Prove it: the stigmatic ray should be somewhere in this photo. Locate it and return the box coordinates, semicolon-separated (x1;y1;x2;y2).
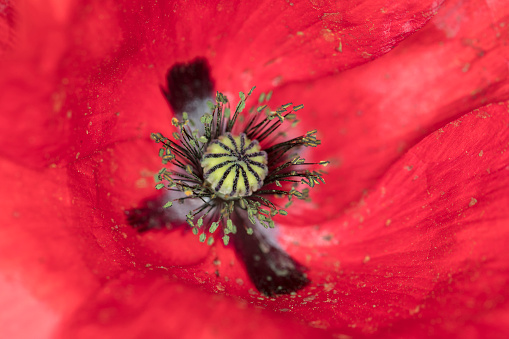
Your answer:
152;87;329;247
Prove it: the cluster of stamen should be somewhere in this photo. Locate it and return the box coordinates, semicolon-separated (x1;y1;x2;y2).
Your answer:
152;88;328;246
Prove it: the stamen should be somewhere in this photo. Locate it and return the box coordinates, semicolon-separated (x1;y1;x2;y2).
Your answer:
130;76;329;295
151;89;328;242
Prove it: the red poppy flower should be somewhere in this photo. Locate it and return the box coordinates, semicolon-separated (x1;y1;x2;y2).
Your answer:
1;0;509;338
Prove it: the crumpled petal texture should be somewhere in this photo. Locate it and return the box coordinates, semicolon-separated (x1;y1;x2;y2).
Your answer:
1;0;509;338
0;0;443;166
114;0;445;90
279;102;509;336
272;0;509;222
57;275;328;339
0;0;15;53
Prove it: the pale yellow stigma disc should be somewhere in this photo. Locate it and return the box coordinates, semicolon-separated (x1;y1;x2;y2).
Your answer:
201;133;268;199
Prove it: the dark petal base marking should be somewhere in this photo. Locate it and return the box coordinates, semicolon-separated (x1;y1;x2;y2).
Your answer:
126;192;202;232
161;58;214;120
231;208;310;296
126;193;176;232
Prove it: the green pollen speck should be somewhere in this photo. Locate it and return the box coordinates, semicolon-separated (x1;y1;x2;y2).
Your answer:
209;222;219;233
163;201;173;208
207;236;215;246
222;235;230;246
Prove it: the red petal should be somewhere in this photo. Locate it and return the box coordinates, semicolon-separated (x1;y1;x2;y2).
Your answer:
0;0;125;167
112;0;443;91
0;162;93;302
0;0;15;53
272;0;509;221
0;274;59;339
278;102;509;336
57;275;328;339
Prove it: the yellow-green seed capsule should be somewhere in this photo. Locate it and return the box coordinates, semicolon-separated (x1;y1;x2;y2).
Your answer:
201;133;268;199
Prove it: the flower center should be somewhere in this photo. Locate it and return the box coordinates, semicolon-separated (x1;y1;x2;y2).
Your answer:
201;133;268;199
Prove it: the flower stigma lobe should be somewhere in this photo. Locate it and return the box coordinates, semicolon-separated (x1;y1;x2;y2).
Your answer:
201;133;268;199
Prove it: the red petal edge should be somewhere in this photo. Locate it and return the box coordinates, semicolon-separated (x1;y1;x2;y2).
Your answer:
279;101;509;337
